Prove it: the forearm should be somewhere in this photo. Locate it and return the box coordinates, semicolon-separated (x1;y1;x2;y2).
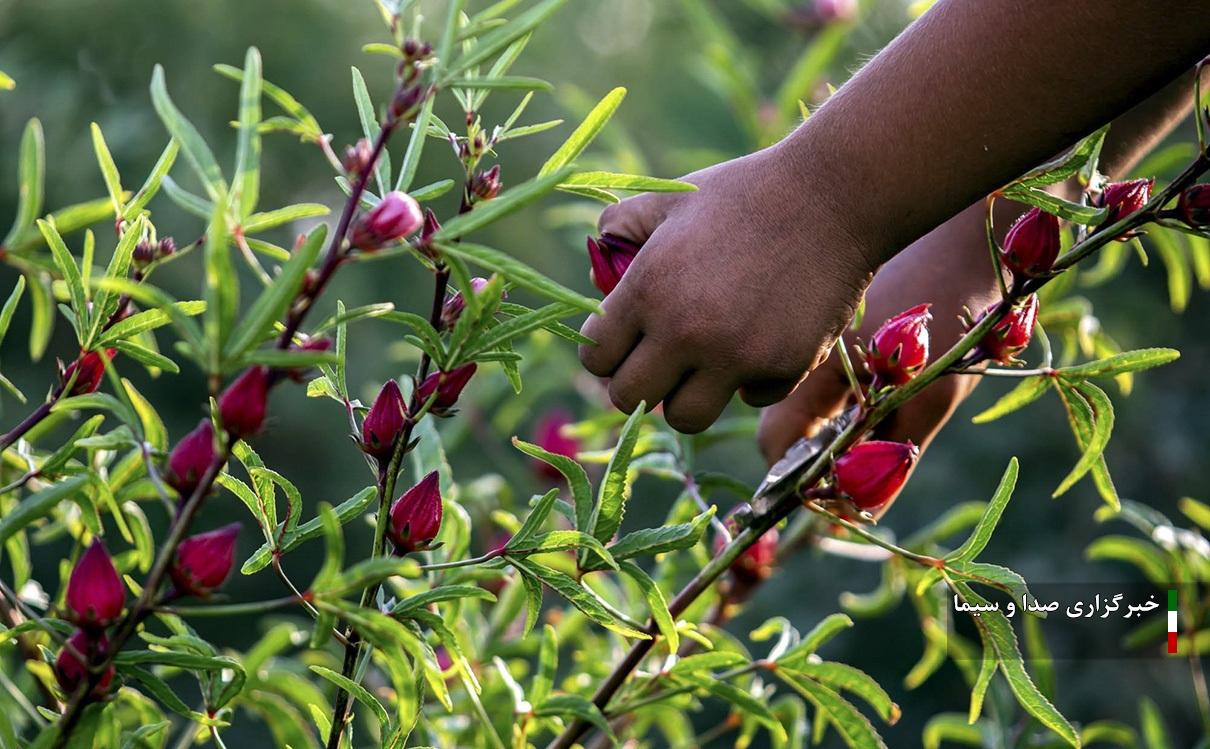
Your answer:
785;0;1210;265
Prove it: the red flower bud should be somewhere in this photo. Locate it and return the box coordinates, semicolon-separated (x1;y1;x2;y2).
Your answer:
363;380;407;461
61;349;117;397
441;277;492;329
170;523;240;597
712;504;779;583
218;366;269;438
66;540;124;630
1099;178;1152;226
814;0;856;22
1000;207;1060;278
833;440;919;510
532;410;579;482
1178;184;1210;229
56;630;113;697
133;239;157;267
978;294;1039;364
469;165;502;201
388;471;443;555
587;234;642;296
864;303;931;387
167;419;218;497
350;191;423;251
416;363;477;413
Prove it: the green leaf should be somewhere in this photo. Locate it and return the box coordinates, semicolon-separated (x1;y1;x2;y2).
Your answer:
95;301;206;347
780;669;888;748
788;661;900;724
971;376;1050;424
774;22;848;118
466;302;579;355
123;139;180;221
444;0;570;79
779;613;854;666
38;220;89;339
1059;348;1180;379
350;66;389;195
968;626;997;722
1053;382;1113;498
434;239;598;313
233;47;263;218
89;123;124;216
150;64;227;201
0;476;90;546
430;166;574;242
390;585;496;618
396;97;435;192
1010;126;1109;190
1084;535;1169;584
558;171;696;193
618;560;678;653
506;488;561;549
0;276;26;350
538;87;626;177
224;224;325;362
1138;697;1171;749
160;175;214;218
111;339;179;374
587;404;644;546
956;584;1079;747
242;203;330;233
512;437;594;532
213;64;323;142
310;665;390;728
242;486;377;574
1054;380;1118;508
531;624;558;706
3;118;44;248
679;671;788;742
512;558;648;639
922;713;988;749
450;75;552;91
1001;185;1107;225
86;215;145;347
948;458;1018;563
26;272;54;361
606;507;715;561
532;695;614;744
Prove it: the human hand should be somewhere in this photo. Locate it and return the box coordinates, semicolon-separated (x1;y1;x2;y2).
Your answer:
579;142;875;433
757;201;1006;467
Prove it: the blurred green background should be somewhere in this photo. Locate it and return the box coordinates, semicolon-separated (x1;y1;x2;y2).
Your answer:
1;0;1207;745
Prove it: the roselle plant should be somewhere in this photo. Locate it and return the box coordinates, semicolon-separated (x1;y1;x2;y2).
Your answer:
0;2;1207;749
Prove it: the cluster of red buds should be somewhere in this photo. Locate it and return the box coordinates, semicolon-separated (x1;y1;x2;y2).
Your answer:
132;236;176;269
58;349;118;398
468;165;502;203
531;409;580;482
586;233;642;296
387;470;443;555
862;303;931;389
415;363;477;415
350;191;424;252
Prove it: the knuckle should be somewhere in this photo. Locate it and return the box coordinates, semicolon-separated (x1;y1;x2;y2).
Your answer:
607;379;640;415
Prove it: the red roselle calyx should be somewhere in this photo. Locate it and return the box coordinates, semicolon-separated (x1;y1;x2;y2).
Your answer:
713;504;779;584
1099;178;1153;227
833;440;919;510
586;234;641;296
416;363;477;413
167;418;218;497
1000;206;1061;278
170;523;240;597
350;191;423;251
388;471;443;555
56;630;113;697
60;349;117;397
864;303;931;388
468;165;502;202
440;277;491;329
977;294;1039;364
218;366;269;439
1178;183;1210;228
363;379;407;461
532;409;580;482
66;540;125;630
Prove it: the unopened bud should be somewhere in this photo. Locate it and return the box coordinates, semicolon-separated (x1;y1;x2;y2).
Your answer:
350;191;423;251
440;277;492;329
415;363;477;413
532;410;580;482
587;234;642;296
1099;178;1153;227
864;304;931;388
1178;183;1210;229
66;540;124;630
61;349;116;397
343;138;374;177
362;379;407;461
977;295;1039;364
469;165;502;202
388;471;443;555
713;504;779;584
833;440;918;510
170;523;240;597
1000;207;1061;278
56;630;113;697
167;419;219;497
218;366;269;438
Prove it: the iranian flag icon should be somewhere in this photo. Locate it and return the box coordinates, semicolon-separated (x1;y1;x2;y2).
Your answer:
1168;589;1178;655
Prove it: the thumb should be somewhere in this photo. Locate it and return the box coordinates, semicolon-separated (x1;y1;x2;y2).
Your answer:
597;190;684;245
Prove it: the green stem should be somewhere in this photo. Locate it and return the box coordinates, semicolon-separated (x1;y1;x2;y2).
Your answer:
803;501;942;568
160;595;299;617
